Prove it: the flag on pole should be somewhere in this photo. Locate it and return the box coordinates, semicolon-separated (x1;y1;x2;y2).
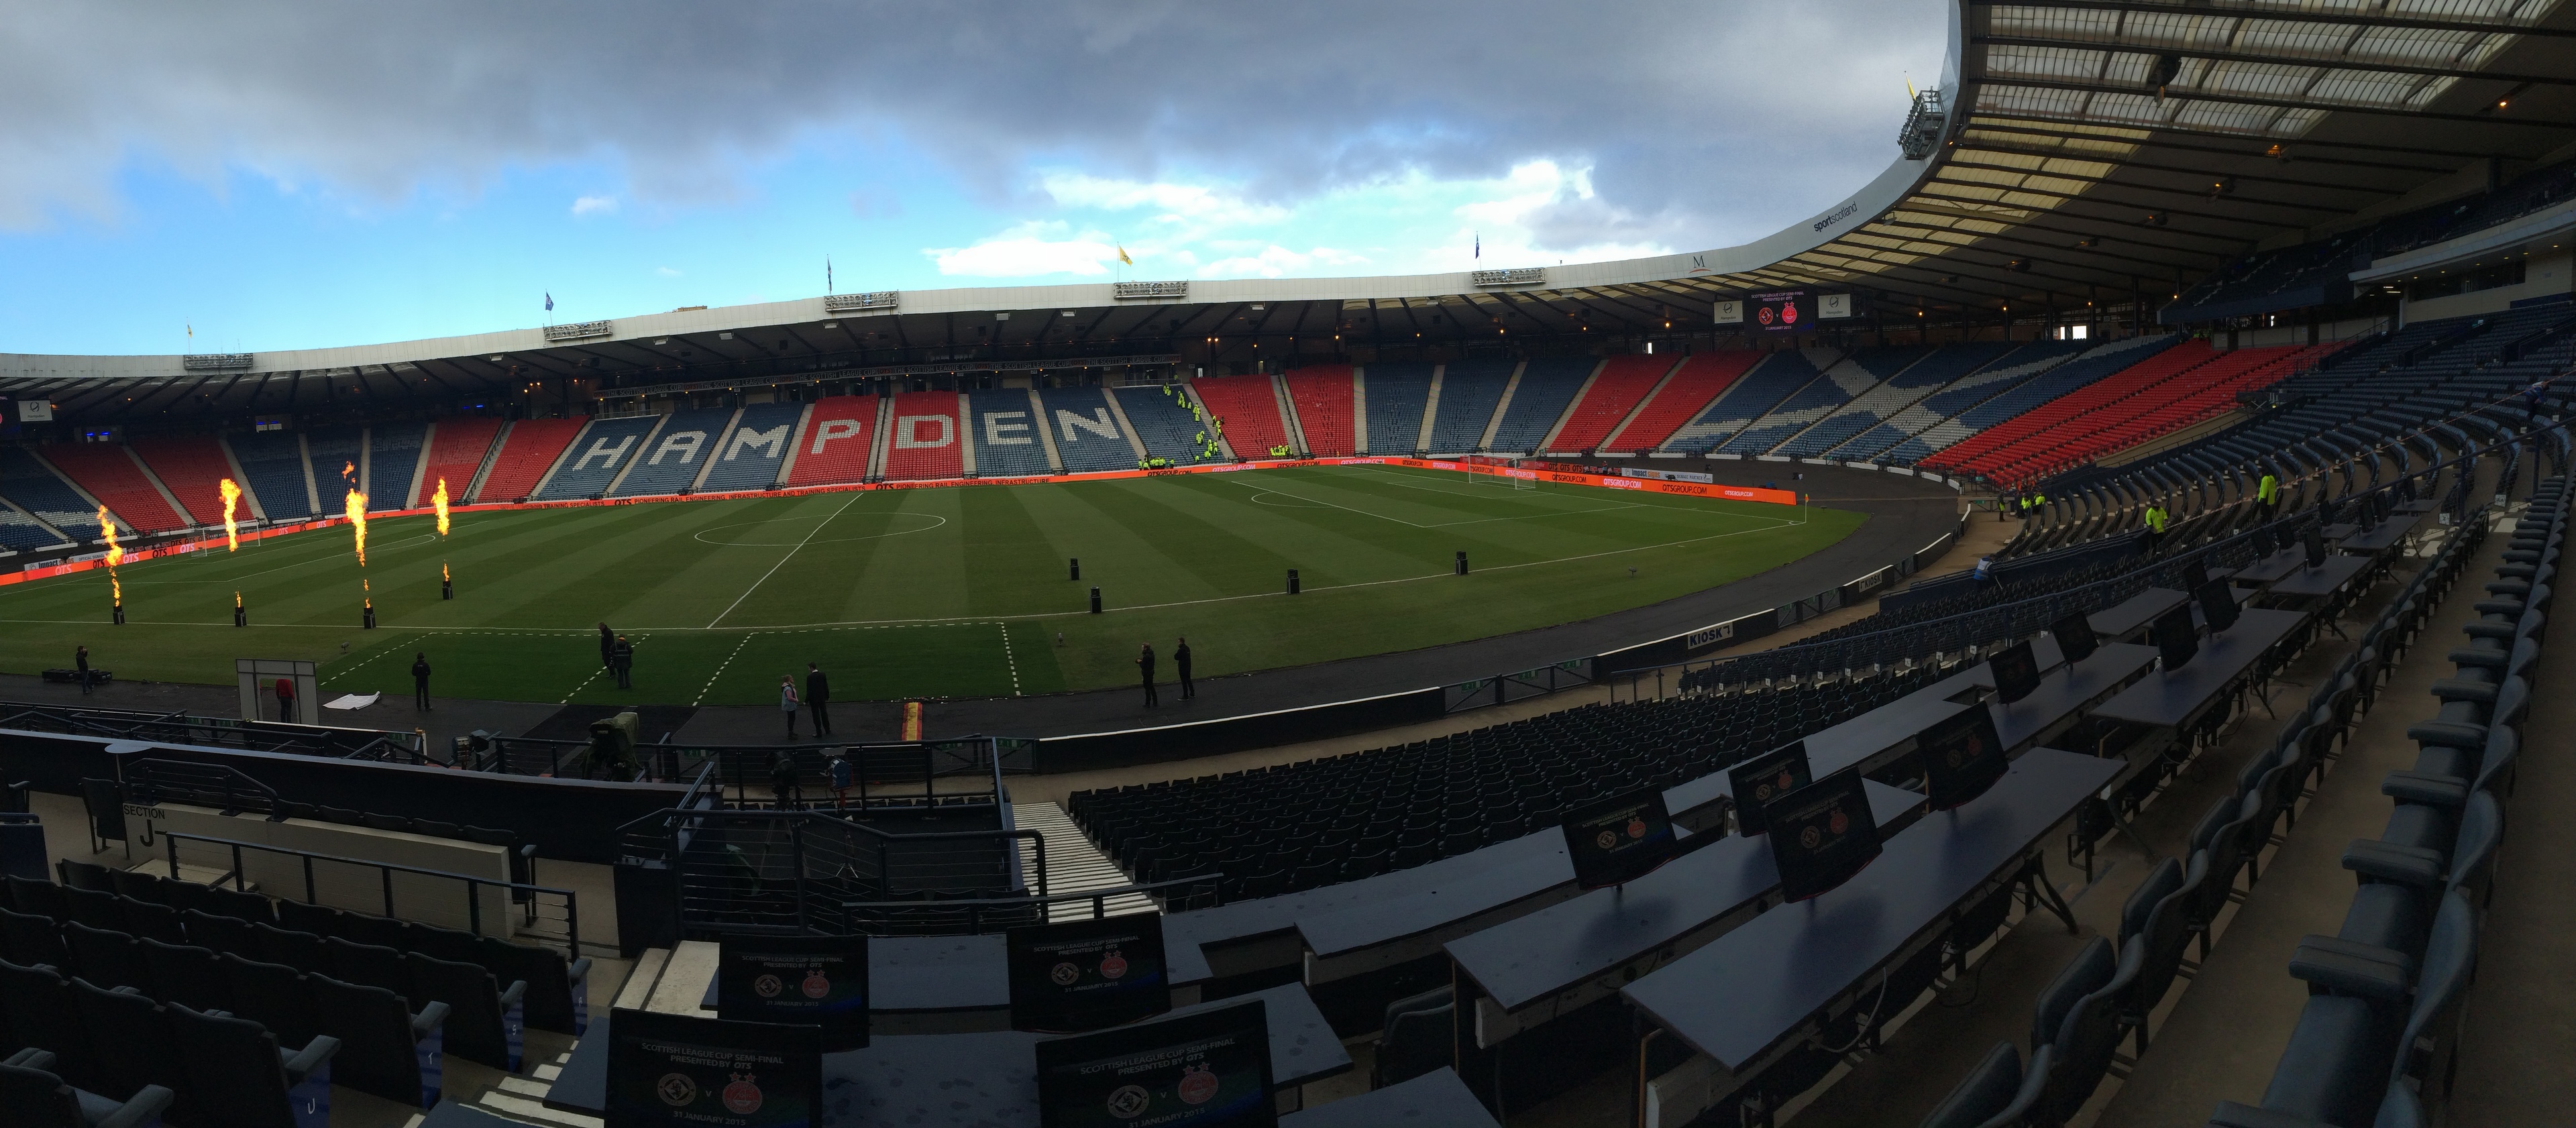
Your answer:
186;324;193;339
543;292;554;312
827;257;833;293
1117;244;1132;266
1474;233;1481;260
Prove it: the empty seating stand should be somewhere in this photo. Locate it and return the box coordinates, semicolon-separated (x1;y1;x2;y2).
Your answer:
129;437;237;527
1724;347;1928;456
416;417;502;508
1792;343;2015;460
1551;355;1672;453
1189;375;1293;457
610;408;737;496
1488;357;1593;454
0;439;96;548
1615;350;1760;453
534;416;660;500
40;445;185;533
1362;363;1435;455
1660;349;1829;455
1070;671;1937;901
1285;365;1357;456
696;402;805;492
366;422;428;510
1031;388;1132;473
226;432;315;520
1424;360;1513;455
1860;341;2090;463
964;390;1054;477
468;418;584;503
783;395;877;487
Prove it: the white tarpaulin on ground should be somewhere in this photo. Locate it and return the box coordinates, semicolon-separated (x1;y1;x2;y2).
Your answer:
323;693;380;710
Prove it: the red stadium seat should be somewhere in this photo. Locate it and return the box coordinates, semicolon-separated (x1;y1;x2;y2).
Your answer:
1613;351;1763;453
784;395;879;486
1190;375;1293;456
129;437;240;526
879;392;964;481
1285;365;1356;457
417;418;503;509
44;443;189;532
471;419;586;503
1552;355;1676;452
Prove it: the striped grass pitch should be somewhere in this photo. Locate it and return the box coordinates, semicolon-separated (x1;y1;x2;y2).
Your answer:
0;465;1860;706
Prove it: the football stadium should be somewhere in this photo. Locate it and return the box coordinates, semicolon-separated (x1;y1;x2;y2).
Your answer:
0;3;2573;1127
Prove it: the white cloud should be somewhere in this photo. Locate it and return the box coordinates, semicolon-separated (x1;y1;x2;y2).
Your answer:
1039;173;1289;229
654;265;681;276
571;194;617;217
1197;245;1365;278
924;221;1120;277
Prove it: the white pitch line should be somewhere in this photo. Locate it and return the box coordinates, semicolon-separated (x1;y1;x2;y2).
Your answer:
694;632;758;706
1220;473;1641;528
706;491;869;628
999;622;1022;696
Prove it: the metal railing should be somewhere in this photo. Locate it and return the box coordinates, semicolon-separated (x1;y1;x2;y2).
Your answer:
125;758;286;820
476;734;1018;809
812;873;1224;937
620;803;1047;940
162;830;589;956
0;700;423;762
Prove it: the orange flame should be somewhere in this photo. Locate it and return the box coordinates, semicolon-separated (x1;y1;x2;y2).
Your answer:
442;561;450;583
218;477;241;551
433;477;450;537
98;507;122;604
234;590;241;609
343;487;369;565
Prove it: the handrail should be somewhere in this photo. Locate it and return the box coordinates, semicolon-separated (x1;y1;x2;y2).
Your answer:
627;805;1046;895
811;872;1223;937
0;699;421;762
124;757;286;820
161;829;591;956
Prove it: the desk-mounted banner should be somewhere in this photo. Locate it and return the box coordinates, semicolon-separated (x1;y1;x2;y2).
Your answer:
605;1008;822;1128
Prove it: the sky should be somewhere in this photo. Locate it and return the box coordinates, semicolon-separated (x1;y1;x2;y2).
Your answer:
0;1;1947;357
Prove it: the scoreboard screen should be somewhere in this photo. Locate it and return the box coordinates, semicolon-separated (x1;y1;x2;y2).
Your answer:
1749;290;1810;331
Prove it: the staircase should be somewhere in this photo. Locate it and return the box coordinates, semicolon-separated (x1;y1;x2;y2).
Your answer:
1014;800;1157;921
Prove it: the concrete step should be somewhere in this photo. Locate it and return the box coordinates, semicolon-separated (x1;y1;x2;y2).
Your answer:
1014;800;1159;921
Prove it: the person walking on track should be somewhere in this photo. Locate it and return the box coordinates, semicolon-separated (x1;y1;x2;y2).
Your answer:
411;653;432;710
806;663;833;736
1175;637;1195;700
76;644;93;695
780;675;802;738
1137;643;1159;707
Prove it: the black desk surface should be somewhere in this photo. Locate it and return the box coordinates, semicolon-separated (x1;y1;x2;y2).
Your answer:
2088;587;2188;639
2319;522;2361;541
548;981;1351;1123
1988;643;2157;750
1445;781;1925;1016
696;934;1008;1013
1163;826;1568;984
1280;1068;1501;1128
2234;549;2306;585
2088;608;2305;728
2264;553;2370;599
2339;514;2425;554
2397;498;2439;514
1619;748;2123;1072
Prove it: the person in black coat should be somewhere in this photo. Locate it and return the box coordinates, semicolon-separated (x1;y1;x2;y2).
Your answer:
75;644;92;695
806;663;833;736
1174;637;1195;700
411;653;432;710
1136;643;1159;707
598;622;615;669
611;636;635;689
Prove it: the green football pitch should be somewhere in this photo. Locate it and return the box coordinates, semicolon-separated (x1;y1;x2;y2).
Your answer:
0;465;1862;706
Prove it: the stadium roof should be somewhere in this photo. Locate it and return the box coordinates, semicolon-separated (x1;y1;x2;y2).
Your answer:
6;0;2574;423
